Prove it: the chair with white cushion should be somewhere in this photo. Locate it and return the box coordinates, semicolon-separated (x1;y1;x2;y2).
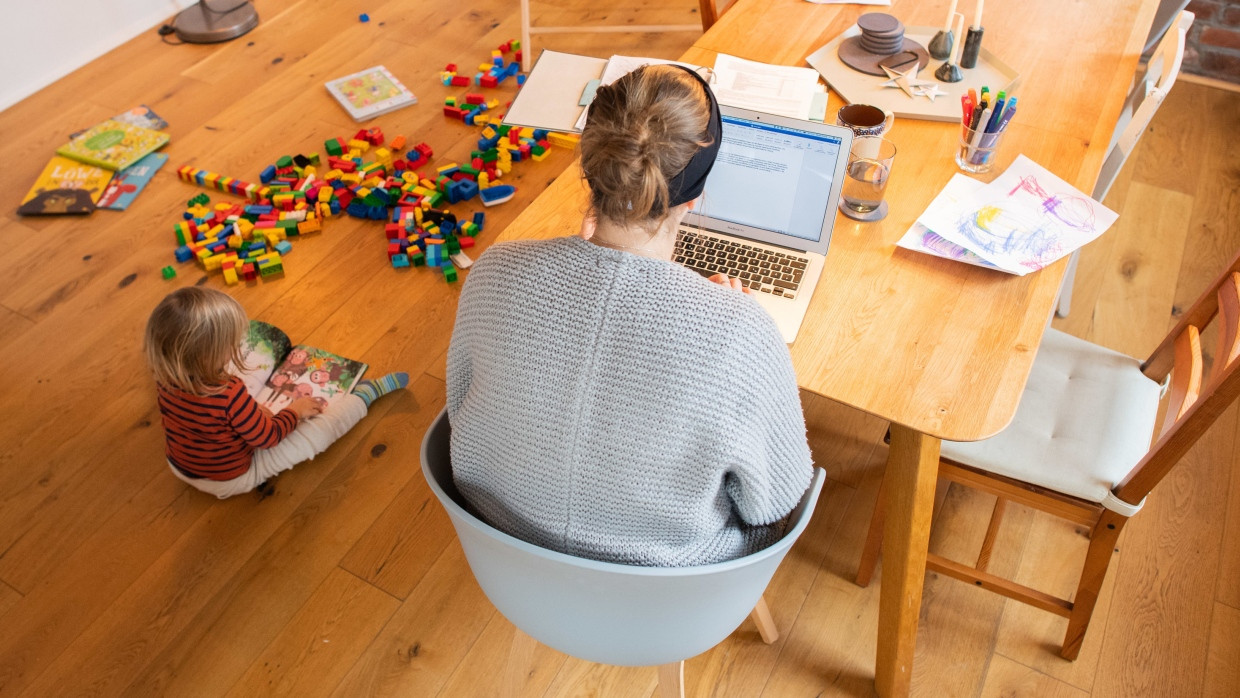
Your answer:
857;251;1240;660
1056;9;1193;318
421;407;826;697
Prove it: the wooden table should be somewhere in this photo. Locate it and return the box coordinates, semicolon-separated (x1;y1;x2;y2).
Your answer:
495;0;1157;694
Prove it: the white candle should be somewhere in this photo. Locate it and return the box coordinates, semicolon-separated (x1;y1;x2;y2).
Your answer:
953;13;967;63
945;0;959;31
973;0;984;29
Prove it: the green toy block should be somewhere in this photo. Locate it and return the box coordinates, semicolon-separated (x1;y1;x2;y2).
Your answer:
161;266;176;280
325;138;344;156
410;251;426;267
276;155;294;169
308;152;321;166
442;265;458;282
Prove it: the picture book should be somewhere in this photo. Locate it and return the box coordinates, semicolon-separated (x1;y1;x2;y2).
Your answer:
70;105;169;139
235;320;368;412
325;65;418;122
16;155;113;216
56;119;170;171
97;152;169;210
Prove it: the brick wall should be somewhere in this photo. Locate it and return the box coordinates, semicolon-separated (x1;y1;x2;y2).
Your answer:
1185;1;1240;83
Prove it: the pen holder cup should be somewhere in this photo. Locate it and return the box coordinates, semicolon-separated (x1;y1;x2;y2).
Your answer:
956;124;1006;174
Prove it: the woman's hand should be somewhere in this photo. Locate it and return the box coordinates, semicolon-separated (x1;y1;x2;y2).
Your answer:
708;273;751;294
287;396;325;421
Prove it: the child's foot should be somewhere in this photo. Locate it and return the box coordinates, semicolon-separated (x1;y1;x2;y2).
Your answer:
353;372;409;407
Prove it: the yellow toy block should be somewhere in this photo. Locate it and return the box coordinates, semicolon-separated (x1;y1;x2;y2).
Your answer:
374;147;392;162
531;150;549;162
481;125;497;139
478;173;489;188
223;267;239;285
479;62;494;71
341;172;361;184
420;178;437;189
227;235;243;249
435;163;460;174
474;115;491;125
298;218;322;235
548;132;581;148
347;138;370;152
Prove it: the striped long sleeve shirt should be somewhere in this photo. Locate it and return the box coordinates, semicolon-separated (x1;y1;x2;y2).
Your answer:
156;377;298;480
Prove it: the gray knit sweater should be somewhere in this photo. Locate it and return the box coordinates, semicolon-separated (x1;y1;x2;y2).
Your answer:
446;236;813;566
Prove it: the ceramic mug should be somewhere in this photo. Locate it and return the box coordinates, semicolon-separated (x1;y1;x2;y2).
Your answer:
835;103;894;138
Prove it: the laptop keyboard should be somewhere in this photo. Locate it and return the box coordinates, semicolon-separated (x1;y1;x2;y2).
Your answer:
674;230;808;299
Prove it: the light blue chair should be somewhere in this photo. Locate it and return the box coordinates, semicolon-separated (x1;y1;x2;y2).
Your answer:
421;408;826;697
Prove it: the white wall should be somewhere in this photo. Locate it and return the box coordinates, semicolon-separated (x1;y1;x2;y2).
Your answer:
0;0;199;112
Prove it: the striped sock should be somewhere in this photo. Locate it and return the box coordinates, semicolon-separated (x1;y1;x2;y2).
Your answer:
352;372;409;407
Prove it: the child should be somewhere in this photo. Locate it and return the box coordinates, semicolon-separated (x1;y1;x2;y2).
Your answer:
144;287;408;499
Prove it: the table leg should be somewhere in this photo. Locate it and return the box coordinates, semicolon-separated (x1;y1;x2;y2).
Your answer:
874;424;941;698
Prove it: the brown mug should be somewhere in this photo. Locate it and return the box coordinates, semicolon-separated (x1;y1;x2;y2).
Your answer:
835;104;894;138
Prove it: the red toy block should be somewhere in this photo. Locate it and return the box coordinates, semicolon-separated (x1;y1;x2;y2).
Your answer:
480;75;498;88
450;75;470;86
415;142;433;158
444;105;464;119
445;63;457;72
465;93;485;105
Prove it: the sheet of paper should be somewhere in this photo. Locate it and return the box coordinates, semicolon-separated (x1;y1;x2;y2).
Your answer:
916;155;1118;275
710;53;824;120
897;175;1001;271
573;55;705;130
504;50;607;133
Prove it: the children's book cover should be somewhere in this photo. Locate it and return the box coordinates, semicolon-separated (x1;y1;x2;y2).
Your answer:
56;119;170;171
325;65;417;122
235;320;368;412
70;105;170;139
97;152;169;210
16;156;113;216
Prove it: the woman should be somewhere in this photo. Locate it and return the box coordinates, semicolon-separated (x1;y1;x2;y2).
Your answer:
446;64;813;566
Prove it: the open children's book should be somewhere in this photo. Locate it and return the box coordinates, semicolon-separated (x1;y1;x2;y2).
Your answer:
235;321;367;412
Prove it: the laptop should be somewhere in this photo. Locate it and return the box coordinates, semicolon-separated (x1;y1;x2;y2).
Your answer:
678;104;854;343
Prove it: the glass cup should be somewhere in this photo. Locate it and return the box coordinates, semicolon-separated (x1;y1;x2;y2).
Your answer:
956;124;1007;174
840;136;896;222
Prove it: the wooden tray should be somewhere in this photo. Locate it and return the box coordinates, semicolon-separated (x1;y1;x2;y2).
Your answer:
806;24;1019;123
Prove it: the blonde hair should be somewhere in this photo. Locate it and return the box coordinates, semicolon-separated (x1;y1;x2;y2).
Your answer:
144;287;249;396
580;65;712;227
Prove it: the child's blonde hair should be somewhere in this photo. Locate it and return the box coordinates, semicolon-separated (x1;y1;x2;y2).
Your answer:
144;287;249;396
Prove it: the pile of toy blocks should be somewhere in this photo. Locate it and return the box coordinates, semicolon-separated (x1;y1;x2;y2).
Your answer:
441;40;524;90
171;191;311;284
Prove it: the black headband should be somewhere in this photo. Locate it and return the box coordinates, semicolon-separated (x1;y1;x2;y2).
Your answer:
666;65;722;207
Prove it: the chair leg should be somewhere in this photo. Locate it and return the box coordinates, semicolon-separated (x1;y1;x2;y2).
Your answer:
656;661;685;698
1056;250;1080;318
750;594;779;644
519;0;532;72
1061;509;1128;660
975;497;1007;572
855;468;888;587
503;627;538;698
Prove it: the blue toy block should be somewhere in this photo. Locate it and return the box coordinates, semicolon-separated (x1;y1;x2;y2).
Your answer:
439;220;455;236
175;246;193;263
455;180;479;201
414;237;427;252
507;62;521;76
329;200;341;215
367;205;387;220
391;253;409;268
259;165;277;183
532;129;549;141
246;204;274;215
517;74;527;86
474;72;483;85
275;241;293;255
472;211;485;230
347;201;369;217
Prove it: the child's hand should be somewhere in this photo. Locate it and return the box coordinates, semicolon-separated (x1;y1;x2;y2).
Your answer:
287;396;325;420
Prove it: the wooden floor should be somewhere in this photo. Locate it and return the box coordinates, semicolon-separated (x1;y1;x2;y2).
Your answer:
1;0;1237;695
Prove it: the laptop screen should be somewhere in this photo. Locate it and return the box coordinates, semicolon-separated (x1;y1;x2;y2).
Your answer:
697;114;847;245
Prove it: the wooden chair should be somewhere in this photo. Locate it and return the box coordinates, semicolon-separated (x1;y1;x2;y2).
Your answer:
856;251;1240;660
1056;9;1193;317
421;408;826;697
519;0;731;72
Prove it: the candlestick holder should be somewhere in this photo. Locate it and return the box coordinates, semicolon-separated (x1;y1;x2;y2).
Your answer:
935;13;966;83
928;29;954;60
961;26;984;69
